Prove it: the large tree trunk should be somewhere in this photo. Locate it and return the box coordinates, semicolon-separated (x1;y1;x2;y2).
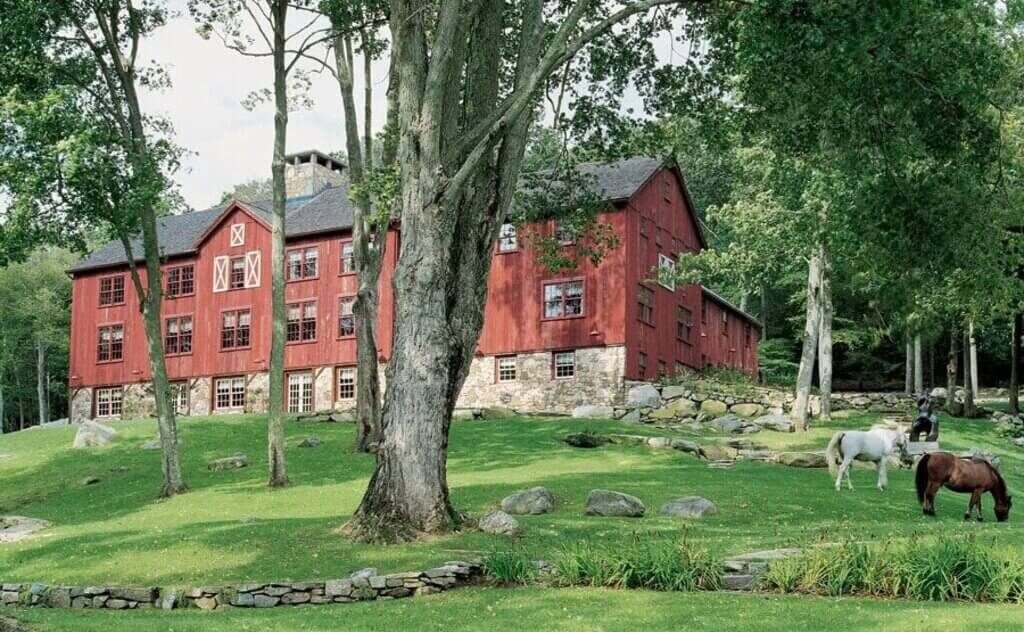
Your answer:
963;328;977;418
793;253;823;431
946;326;961;415
816;248;833;420
913;334;923;394
265;0;290;487
969;321;979;398
35;342;48;425
904;336;914;395
1012;313;1021;416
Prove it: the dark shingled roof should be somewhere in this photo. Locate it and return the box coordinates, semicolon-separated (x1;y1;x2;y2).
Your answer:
69;157;664;273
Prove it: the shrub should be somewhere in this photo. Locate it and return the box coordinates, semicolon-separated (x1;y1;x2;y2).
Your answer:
758;339;799;387
552;533;721;592
762;536;1024;603
482;548;538;585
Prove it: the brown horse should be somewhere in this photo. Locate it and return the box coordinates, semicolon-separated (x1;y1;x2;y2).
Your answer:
916;452;1012;522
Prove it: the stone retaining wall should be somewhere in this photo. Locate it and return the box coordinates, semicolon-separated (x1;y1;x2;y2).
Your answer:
0;562;481;612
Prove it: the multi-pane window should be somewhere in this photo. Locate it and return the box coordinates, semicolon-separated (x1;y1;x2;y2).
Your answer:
165;316;193;355
638;285;654;324
95;387;123;418
338;296;355;337
170;381;189;415
166;265;195;297
658;254;676;291
497;356;517;382
287;372;314;413
287;247;319;280
214;376;245;410
337;366;356;400
554;219;575;244
97;324;124;362
543;280;584;319
287;301;317;343
721;311;729;336
498;223;517;252
340;240;355;274
99;275;125;306
677;306;693;343
229;256;246;289
221;309;251;349
553;351;575;379
638;352;648;375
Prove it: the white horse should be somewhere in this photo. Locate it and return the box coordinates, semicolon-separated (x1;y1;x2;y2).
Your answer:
826;425;908;492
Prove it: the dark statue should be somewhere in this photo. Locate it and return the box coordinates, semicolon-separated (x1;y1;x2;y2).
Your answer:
909;392;939;442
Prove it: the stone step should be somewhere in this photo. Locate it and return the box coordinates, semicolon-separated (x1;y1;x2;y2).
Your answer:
722;574;756;591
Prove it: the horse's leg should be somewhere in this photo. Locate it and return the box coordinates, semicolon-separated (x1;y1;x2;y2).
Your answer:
973;490;984;522
876;457;888;491
836;454;854;491
924;481;941;516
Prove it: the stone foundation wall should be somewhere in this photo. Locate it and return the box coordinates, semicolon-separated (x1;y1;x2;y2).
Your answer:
70;388;93;424
189;378;212;417
0;562;480;612
122;383;156;420
456;346;627;414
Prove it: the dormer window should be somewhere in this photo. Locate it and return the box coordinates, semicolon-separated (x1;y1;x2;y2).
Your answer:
230;223;245;247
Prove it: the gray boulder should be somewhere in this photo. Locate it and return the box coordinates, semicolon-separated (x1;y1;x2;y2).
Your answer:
752;414;795;433
700;399;729;415
710;414;756;434
298;436;322;448
777;451;827;468
501;487;554;515
479;510;521;536
670;438;702;455
661;385;690;400
660;496;718;518
627;384;661;408
140;439;162;450
730;403;764;418
72;421;117;449
208;453;248;471
572;405;615;419
585;489;645;517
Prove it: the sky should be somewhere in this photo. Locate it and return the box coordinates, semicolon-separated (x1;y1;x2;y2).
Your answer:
141;1;389;210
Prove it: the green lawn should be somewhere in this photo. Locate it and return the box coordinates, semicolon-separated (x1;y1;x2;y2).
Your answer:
12;586;1024;632
1;408;1023;629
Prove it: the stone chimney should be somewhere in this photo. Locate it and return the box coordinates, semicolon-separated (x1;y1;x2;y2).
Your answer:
284;150;346;199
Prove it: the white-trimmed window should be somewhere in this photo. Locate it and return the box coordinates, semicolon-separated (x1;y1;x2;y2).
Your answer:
287;372;314;413
497;356;517;382
287;247;319;280
97;324;124;362
230;223;245;247
170;381;189;415
338;296;356;337
287;301;317;343
337;366;356;401
498;223;517;252
658;254;676;291
214;376;245;410
543;280;584;319
340;240;355;274
95;387;123;418
553;351;575;379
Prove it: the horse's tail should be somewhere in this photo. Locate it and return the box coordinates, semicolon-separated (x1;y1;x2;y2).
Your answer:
915;453;932;503
826;432;844;478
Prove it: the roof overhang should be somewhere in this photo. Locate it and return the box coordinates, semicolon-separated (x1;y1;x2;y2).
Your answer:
701;286;762;329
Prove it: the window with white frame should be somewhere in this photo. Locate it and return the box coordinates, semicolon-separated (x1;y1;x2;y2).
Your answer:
287;372;314;413
658;254;676;291
543;280;584;319
337;366;356;400
287;247;319;280
214;376;245;410
498;223;517;252
170;381;189;415
287;301;317;343
553;351;575;379
338;296;355;337
497;356;517;382
340;240;355;274
95;387;123;418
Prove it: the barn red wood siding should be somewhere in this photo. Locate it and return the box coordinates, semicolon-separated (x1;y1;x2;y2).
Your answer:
69;205;399;390
698;292;760;375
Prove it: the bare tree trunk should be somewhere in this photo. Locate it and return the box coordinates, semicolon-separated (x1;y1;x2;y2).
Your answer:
0;385;5;434
909;335;917;393
946;326;961;415
35;342;48;425
963;328;977;418
739;293;749;313
266;0;290;487
760;284;768;341
793;253;823;431
817;248;833;420
1011;313;1021;415
969;321;979;398
913;334;923;395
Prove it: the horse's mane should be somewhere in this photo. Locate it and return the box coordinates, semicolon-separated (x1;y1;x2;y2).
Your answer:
971;458;1009;496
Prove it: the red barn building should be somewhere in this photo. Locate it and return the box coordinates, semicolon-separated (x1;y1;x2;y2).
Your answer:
67;152;760;422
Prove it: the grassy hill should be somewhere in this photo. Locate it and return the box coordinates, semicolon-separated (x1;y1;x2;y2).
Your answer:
2;409;1024;630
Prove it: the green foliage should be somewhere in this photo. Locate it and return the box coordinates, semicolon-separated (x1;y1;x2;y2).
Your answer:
482;549;538;586
758;339;799;387
763;537;1024;603
552;533;721;592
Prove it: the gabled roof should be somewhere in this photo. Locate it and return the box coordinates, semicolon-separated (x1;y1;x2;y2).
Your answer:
68;156;693;274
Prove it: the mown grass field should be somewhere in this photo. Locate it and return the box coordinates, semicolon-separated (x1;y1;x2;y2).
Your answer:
0;408;1022;630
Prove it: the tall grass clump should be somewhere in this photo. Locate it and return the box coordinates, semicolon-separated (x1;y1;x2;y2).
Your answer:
482;548;538;585
552;533;721;592
762;536;1024;603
